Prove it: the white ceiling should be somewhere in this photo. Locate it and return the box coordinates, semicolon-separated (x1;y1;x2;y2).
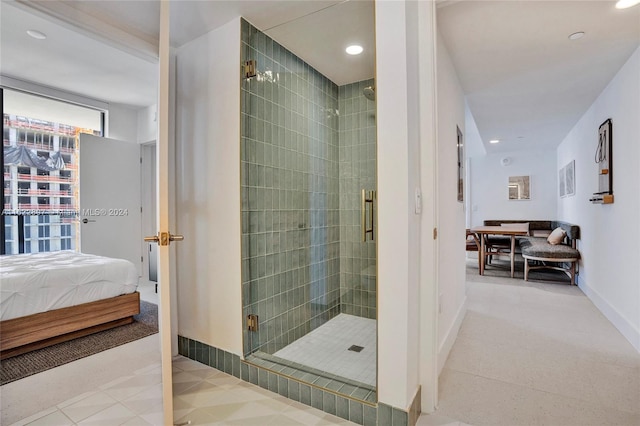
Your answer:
0;2;160;107
0;0;374;108
437;0;640;154
1;0;638;155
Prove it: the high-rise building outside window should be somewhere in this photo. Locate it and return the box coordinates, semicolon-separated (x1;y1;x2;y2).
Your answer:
2;89;103;254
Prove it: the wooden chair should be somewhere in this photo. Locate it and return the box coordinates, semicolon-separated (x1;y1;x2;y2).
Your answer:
483;235;512;265
465;229;481;269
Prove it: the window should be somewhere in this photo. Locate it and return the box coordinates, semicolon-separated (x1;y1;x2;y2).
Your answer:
38;225;50;238
38;240;50;252
2;88;103;254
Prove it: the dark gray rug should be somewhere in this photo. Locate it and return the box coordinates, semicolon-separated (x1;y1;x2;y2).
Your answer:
1;301;158;386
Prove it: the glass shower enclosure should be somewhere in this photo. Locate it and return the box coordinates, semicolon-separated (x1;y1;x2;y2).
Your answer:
240;18;377;402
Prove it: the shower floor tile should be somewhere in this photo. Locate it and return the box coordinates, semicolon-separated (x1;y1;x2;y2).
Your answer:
273;314;376;387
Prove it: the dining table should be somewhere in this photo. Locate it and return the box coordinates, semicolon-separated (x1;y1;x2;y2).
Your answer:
470;225;530;278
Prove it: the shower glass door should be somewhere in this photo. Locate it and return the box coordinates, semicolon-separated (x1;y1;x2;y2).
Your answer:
240;7;378;403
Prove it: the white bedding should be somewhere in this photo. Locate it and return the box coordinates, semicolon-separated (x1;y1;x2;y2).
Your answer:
0;250;138;321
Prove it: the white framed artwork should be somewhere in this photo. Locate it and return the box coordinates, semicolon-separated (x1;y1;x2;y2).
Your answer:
559;160;575;198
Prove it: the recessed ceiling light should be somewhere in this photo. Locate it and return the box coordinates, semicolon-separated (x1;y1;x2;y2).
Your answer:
615;0;640;9
26;29;47;40
489;139;500;144
345;45;363;55
568;31;585;40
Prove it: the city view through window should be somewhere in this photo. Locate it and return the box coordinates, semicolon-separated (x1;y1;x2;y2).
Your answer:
2;90;102;254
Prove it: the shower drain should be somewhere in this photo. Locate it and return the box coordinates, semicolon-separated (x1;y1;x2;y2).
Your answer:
348;345;364;353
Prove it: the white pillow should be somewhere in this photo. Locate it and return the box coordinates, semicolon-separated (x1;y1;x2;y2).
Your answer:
547;227;567;245
501;222;530;235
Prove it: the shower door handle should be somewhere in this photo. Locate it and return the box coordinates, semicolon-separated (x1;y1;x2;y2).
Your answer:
361;189;376;242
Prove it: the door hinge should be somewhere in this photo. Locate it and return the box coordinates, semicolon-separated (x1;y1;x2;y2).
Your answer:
433;227;438;240
247;314;259;331
243;60;257;79
141;256;143;262
140;157;143;164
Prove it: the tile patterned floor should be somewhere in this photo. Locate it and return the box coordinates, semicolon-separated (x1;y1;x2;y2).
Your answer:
172;355;355;425
9;356;355;426
9;363;163;426
273;314;377;387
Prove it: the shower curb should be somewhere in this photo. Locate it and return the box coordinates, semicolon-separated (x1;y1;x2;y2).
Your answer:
178;335;419;426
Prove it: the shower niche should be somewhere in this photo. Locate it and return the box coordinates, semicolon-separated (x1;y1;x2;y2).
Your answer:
240;8;378;404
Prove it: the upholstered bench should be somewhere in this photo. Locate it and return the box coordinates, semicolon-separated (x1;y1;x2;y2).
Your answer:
519;237;580;285
483;220;581;285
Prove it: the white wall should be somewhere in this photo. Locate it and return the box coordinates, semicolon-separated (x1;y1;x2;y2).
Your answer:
464;102;485;159
436;32;467;374
557;47;640;350
468;149;557;226
411;0;440;412
107;103;138;142
464;103;483;228
174;18;243;355
376;0;419;410
137;104;157;143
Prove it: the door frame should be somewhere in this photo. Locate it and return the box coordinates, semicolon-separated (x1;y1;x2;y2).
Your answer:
140;141;157;284
157;1;176;421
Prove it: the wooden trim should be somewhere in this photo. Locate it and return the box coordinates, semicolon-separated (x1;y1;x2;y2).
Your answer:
0;292;140;360
523;256;578;285
522;255;579;262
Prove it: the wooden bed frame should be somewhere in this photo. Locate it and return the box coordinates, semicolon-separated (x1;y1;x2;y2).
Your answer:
0;291;140;360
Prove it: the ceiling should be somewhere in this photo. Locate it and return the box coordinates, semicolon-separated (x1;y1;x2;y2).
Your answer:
0;2;160;107
437;0;640;153
1;1;638;155
0;0;374;107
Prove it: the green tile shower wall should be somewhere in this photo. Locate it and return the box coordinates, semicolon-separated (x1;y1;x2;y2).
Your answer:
240;19;341;356
338;79;377;319
178;336;417;426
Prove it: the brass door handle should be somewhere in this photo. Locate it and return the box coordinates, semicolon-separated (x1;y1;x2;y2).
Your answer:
361;189;376;242
144;232;184;246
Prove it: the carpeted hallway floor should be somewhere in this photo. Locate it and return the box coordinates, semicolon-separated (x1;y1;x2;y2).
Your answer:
419;260;640;426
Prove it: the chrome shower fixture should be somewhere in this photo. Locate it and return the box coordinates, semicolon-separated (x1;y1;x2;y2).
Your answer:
363;85;375;101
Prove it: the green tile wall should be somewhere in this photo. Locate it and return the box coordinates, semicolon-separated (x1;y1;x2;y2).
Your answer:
338;79;377;319
241;19;341;356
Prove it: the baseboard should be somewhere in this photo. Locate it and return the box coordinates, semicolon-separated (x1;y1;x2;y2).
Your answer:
437;296;468;374
577;276;640;352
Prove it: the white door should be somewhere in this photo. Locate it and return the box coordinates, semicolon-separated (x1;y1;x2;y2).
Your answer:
79;133;142;276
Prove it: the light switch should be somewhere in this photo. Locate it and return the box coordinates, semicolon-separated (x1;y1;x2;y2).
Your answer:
415;188;422;214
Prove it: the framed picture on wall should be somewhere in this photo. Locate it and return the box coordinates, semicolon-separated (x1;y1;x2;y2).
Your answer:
508;175;530;200
457;126;464;202
559;168;566;197
565;160;575;197
559;160;575;198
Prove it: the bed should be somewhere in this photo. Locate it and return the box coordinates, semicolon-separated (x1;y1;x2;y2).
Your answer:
0;250;140;359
